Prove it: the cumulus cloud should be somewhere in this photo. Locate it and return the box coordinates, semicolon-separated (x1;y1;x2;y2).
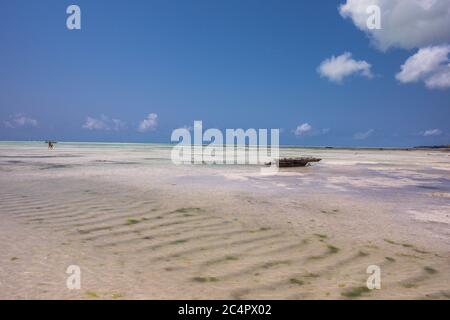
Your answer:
318;52;373;83
421;128;442;137
294;123;312;136
82;117;108;130
138;113;158;132
353;129;374;140
293;123;331;137
339;0;450;51
82;115;126;131
4;114;38;128
396;45;450;89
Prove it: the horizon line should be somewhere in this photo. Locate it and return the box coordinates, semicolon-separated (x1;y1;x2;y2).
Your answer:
0;139;448;150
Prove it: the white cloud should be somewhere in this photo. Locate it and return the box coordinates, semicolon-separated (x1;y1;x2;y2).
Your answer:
294;123;312;136
318;52;373;83
353;129;374;140
425;67;450;89
293;124;331;137
110;118;126;131
82;117;108;130
4;114;38;128
396;45;450;89
339;0;450;51
138;113;158;132
82;115;126;131
422;128;442;137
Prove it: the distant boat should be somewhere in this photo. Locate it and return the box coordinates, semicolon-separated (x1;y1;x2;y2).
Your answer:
265;157;321;168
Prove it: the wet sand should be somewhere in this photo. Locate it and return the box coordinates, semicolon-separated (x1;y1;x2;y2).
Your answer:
0;142;449;299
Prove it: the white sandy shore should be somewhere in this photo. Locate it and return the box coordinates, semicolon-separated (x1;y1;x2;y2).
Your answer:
0;142;449;299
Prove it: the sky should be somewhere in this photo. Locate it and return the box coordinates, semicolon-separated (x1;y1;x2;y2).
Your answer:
0;0;449;147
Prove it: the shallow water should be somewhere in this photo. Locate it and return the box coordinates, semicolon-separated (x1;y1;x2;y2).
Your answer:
0;142;449;299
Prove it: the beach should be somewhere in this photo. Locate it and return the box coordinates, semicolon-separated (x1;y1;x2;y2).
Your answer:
0;142;449;299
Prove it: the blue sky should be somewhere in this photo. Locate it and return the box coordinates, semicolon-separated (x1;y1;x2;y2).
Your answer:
1;0;449;147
